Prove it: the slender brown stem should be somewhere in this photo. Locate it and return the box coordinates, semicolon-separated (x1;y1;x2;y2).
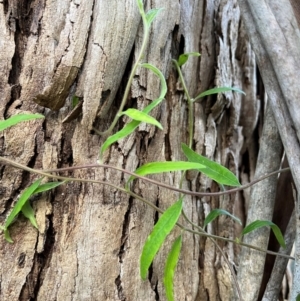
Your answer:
0;155;294;261
0;156;290;197
181;210;244;301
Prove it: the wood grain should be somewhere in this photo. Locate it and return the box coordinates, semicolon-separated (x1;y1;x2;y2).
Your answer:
290;0;300;28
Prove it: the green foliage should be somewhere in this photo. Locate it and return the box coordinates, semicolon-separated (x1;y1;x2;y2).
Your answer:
0;178;42;243
21;201;38;229
0;1;289;299
121;109;163;129
72;95;80;108
181;143;241;187
137;0;163;27
32;181;65;195
0;179;64;242
0;113;44;131
145;8;163;26
163;235;182;301
204;209;242;229
99;63;167;160
241;220;286;248
193;86;245;102
177;52;200;67
127;161;206;187
139;63;168;96
140;199;183;279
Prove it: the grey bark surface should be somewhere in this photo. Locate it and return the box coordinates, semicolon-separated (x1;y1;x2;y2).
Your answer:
0;0;264;300
262;209;296;301
237;0;300;299
236;103;283;301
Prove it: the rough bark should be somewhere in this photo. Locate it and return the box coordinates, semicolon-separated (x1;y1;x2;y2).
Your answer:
237;0;300;299
236;103;283;301
0;0;267;300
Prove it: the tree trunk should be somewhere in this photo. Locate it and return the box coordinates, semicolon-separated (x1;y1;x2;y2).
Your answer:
0;0;290;300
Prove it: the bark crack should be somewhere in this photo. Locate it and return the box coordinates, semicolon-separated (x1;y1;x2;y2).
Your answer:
30;212;56;300
71;244;79;301
114;196;133;300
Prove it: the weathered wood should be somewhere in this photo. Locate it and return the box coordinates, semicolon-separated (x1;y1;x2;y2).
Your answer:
237;103;283;301
237;0;300;299
0;0;259;300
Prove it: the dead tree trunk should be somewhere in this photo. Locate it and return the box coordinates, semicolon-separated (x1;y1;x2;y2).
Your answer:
0;0;287;300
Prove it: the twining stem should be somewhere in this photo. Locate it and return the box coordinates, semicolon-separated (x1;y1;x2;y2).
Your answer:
173;60;243;300
98;9;150;137
172;59;194;148
0;156;290;198
0;157;294;261
181;210;244;301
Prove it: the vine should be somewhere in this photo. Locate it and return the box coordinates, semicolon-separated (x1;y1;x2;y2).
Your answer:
0;1;293;301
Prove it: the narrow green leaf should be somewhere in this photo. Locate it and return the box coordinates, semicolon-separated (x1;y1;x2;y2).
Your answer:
194;87;245;102
4;179;42;230
242;220;272;235
204;209;242;228
145;8;163;26
3;178;42;243
242;220;286;248
296;294;300;301
140;199;183;279
4;229;13;243
100;63;167;159
0;114;44;132
121;109;163;129
72;95;80;108
127;161;206;186
136;0;144;13
21;201;38;229
181;143;240;186
100;120;140;159
100;97;163;159
177;52;201;67
33;181;65;195
268;225;286;248
21;181;64;229
140;63;167;99
164;235;182;301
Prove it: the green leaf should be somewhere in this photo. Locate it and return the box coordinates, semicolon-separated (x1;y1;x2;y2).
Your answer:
22;181;64;228
164;235;182;301
241;220;286;248
100;96;164;159
140;63;167;99
140;199;183;279
177;52;201;67
21;201;38;229
4;229;13;243
3;178;42;242
296;294;300;301
203;209;242;228
194;87;245;102
0;114;44;132
72;95;80;108
121;109;163;129
136;0;145;13
100;63;167;159
181;143;241;186
100;120;140;159
127;161;206;186
32;181;65;195
145;8;163;26
100;98;162;159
